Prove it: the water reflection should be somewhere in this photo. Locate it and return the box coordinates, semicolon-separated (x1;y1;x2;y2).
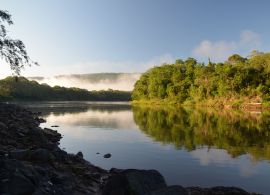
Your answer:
19;102;270;194
132;106;270;161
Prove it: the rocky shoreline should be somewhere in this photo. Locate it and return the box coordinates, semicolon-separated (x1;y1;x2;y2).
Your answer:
0;103;259;195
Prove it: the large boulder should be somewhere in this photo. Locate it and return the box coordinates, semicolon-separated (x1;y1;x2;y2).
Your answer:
102;169;167;195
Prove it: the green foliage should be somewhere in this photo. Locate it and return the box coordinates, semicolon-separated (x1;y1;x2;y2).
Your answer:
0;77;131;101
132;52;270;105
133;105;270;160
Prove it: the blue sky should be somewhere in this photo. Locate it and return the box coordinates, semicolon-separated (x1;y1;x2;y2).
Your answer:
0;0;270;77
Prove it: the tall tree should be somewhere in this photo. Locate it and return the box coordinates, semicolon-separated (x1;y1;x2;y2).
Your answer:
0;10;37;75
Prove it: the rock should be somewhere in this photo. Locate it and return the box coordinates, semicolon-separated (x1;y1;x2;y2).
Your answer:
104;169;167;195
6;172;35;195
35;117;46;123
123;169;167;195
101;173;130;195
0;159;38;195
186;186;252;195
51;125;59;127
76;151;83;158
17;127;30;134
0;150;7;156
151;185;188;195
52;148;68;161
9;149;30;160
0;122;7;130
96;152;100;154
31;148;54;162
103;153;111;158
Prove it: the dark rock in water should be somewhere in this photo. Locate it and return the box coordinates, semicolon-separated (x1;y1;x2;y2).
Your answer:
103;153;111;158
76;151;83;158
123;169;167;195
186;186;252;195
96;152;100;154
104;169;167;195
35;117;46;123
101;172;130;195
51;125;59;127
150;185;188;195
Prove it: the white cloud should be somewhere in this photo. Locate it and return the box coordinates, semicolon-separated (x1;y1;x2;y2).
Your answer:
192;30;261;61
67;54;175;74
240;30;261;46
193;40;236;61
190;148;259;178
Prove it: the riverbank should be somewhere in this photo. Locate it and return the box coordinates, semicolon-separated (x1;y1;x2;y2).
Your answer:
132;97;266;111
0;103;259;194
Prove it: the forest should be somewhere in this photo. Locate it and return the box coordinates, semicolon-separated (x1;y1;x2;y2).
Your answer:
132;51;270;107
0;77;131;101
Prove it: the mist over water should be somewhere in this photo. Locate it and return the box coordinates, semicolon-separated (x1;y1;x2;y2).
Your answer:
28;73;141;91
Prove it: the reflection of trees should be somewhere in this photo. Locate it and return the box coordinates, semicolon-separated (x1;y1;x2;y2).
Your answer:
132;106;270;161
22;102;134;129
20;102;131;117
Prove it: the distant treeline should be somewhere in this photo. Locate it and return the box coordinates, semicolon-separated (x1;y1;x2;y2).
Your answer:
132;51;270;107
0;77;131;101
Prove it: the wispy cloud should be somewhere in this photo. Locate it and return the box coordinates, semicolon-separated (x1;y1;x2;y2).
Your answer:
192;30;261;61
0;54;175;78
67;54;175;74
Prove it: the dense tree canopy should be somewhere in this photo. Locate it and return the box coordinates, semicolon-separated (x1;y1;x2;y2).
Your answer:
0;10;36;74
132;52;270;106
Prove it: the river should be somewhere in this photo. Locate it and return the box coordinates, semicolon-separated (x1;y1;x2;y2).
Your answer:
18;101;270;194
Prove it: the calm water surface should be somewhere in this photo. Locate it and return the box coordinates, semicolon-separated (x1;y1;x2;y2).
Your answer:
20;101;270;194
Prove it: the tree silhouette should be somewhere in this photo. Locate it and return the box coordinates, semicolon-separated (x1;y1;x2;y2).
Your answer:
0;10;37;75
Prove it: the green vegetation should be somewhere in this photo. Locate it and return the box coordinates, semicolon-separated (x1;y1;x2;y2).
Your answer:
132;105;270;161
132;51;270;108
0;77;131;101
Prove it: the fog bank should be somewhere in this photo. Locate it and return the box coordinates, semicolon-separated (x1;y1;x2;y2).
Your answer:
28;73;141;91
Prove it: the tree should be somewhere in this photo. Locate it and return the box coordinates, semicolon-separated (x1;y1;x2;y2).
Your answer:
0;10;37;75
227;54;247;64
